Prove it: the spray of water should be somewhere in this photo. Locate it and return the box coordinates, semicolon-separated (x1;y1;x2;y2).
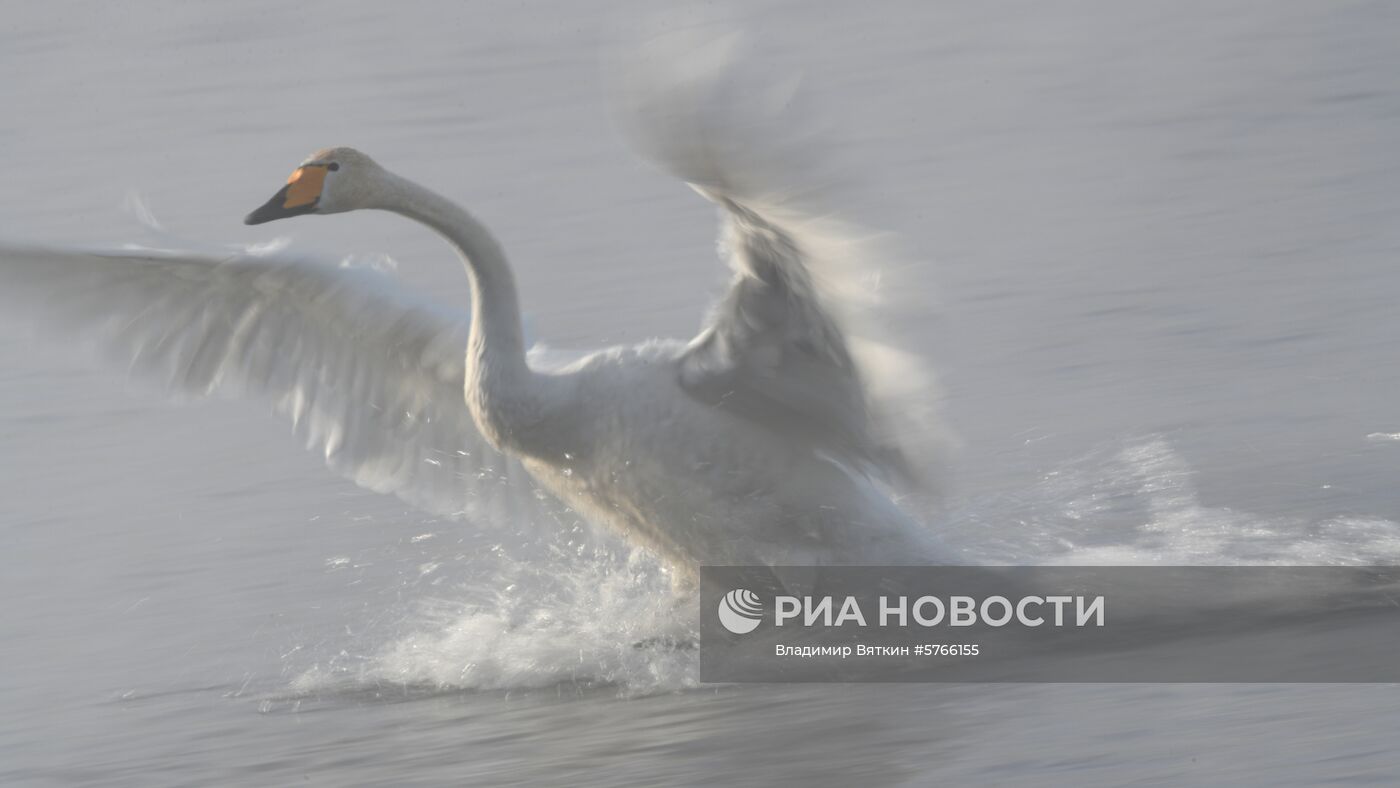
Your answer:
281;436;1399;699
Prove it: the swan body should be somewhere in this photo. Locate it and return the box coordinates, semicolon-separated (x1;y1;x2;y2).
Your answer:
0;137;956;582
513;340;948;579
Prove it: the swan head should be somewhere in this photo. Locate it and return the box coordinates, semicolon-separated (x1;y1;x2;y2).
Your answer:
244;147;383;225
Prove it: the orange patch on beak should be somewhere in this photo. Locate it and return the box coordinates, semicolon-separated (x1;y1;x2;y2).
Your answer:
283;165;328;209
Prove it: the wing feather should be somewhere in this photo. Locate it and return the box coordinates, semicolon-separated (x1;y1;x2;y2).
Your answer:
677;194;948;492
620;29;952;493
0;242;531;522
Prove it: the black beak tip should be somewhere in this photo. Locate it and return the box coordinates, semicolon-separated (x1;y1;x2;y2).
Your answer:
244;184;313;226
244;192;285;226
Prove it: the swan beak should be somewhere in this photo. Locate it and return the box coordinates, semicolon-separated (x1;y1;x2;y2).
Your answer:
244;165;328;225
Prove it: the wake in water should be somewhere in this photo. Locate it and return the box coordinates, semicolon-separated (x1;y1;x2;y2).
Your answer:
280;436;1400;698
944;437;1400;567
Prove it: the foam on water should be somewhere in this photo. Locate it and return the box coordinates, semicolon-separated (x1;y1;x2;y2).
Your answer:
947;437;1400;567
290;533;703;698
286;436;1399;698
365;565;697;696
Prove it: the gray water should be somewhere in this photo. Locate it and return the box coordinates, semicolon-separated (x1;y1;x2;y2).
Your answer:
4;1;1400;785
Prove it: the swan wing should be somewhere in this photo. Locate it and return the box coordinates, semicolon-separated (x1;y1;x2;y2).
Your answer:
678;196;866;455
620;30;951;493
0;242;530;521
677;195;938;489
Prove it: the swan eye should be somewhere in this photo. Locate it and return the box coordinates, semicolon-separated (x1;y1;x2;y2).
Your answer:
327;162;340;172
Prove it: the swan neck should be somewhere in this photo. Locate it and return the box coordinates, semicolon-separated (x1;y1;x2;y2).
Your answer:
377;172;525;361
374;170;547;451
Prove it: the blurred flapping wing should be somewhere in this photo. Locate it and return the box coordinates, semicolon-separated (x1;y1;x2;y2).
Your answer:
619;30;951;493
677;195;947;492
0;242;527;521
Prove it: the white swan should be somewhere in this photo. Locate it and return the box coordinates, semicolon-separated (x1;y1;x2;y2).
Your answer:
0;143;957;582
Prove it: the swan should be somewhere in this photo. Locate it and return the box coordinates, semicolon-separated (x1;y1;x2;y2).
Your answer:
0;144;957;584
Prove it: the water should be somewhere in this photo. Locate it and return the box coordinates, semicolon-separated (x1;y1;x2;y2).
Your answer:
3;1;1400;784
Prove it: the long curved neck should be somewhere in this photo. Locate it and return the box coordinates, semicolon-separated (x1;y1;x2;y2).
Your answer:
372;169;546;450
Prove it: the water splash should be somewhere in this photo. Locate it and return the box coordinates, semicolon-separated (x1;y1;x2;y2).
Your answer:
291;537;699;698
950;436;1400;567
281;437;1400;699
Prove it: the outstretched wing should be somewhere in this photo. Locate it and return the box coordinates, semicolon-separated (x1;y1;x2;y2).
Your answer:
618;28;951;492
679;195;873;466
677;194;944;490
0;242;530;522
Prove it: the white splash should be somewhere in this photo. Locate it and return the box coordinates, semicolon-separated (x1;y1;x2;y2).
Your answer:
292;540;699;697
285;436;1400;698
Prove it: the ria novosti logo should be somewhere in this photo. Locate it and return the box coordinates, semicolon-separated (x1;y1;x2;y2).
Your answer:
718;588;764;634
715;585;1107;635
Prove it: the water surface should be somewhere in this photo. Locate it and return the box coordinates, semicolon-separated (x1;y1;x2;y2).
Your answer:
3;2;1400;785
